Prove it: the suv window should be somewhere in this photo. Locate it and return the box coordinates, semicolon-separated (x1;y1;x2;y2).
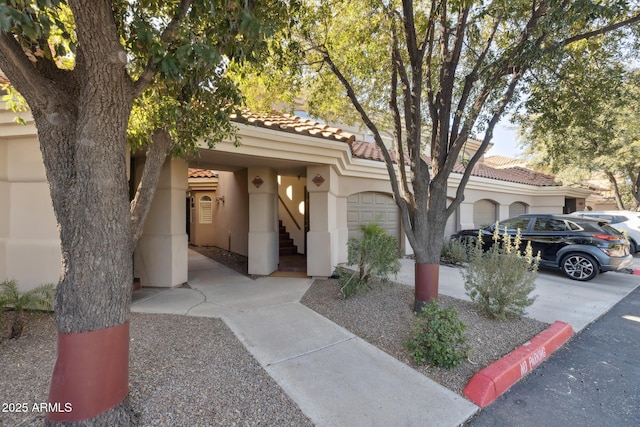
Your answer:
497;217;530;232
566;221;582;231
611;215;626;224
602;224;624;236
533;218;568;232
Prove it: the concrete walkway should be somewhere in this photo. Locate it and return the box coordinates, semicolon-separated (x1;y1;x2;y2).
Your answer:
132;250;478;427
394;257;640;333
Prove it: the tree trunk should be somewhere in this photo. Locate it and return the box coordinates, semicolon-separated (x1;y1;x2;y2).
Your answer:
37;88;134;424
606;171;626;210
409;184;449;312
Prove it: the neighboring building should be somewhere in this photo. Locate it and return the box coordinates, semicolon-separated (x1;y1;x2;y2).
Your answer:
1;105;591;291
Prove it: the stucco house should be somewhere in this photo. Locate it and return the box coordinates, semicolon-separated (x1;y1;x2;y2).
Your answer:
1;98;592;291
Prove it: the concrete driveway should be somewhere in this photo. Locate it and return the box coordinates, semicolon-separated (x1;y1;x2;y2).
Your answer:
396;253;640;332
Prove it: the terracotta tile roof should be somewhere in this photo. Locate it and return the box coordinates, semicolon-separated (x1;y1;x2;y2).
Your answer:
350;140;560;187
484;155;527;169
188;168;218;178
231;109;355;143
350;140;399;162
462;164;559;186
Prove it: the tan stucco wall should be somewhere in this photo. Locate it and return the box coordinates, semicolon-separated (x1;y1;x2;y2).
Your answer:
211;170;249;256
190;190;216;246
0;137;61;291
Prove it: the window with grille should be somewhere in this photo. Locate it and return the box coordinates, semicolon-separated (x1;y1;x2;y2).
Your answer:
199;195;212;224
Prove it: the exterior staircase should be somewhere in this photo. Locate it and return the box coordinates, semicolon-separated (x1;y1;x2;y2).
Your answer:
278;220;298;255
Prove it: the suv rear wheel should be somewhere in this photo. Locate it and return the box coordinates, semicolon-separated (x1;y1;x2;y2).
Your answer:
561;253;599;281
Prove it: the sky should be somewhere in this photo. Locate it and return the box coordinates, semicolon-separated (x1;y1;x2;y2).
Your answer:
484;118;522;158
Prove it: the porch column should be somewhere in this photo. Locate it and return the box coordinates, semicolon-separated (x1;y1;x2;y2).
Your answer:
134;158;188;287
307;165;341;277
247;167;278;275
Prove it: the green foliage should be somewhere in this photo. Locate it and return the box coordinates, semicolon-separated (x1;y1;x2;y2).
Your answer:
0;280;55;340
440;239;468;265
517;37;640;210
337;223;400;299
462;226;539;320
123;0;291;157
404;300;470;369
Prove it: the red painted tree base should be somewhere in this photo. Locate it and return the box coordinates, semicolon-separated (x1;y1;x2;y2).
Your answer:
414;263;439;311
47;322;129;422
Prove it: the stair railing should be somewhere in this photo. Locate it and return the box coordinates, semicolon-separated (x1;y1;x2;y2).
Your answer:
278;195;301;230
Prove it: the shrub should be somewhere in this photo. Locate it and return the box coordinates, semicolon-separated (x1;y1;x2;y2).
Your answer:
338;223;400;299
404;300;470;369
440;239;468;265
0;280;55;340
461;226;539;320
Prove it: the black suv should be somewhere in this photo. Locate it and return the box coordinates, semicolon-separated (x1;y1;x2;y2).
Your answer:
452;214;633;281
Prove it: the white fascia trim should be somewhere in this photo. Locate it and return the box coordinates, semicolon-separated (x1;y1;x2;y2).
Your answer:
205;123;394;180
449;173;593;197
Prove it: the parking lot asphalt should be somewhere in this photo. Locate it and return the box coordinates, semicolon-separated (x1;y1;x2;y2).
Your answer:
465;281;640;427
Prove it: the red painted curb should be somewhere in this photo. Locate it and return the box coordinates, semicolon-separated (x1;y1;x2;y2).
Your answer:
463;320;574;407
633;269;640;276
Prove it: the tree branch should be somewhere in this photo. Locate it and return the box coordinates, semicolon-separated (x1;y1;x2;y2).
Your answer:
561;13;640;47
130;129;173;245
0;33;52;106
133;0;193;97
322;49;416;244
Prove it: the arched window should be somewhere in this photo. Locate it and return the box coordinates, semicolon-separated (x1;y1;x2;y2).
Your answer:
199;195;212;224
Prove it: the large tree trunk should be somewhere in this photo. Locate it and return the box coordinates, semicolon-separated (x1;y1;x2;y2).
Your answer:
408;179;449;312
41;104;134;426
36;8;135;425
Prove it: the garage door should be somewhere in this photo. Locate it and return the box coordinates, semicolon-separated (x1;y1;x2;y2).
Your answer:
509;202;527;217
473;199;497;228
347;192;400;241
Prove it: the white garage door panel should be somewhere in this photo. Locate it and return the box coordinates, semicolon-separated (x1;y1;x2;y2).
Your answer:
348;192;400;242
474;199;497;228
509;202;527;217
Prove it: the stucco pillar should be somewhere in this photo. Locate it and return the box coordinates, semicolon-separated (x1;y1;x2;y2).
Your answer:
307;165;340;277
459;202;475;230
498;204;510;221
134;158;188;287
335;195;349;263
247;167;278;275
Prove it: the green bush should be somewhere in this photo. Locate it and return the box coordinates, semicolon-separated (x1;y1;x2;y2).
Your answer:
461;226;539;320
441;239;468;265
338;223;400;299
404;300;470;369
0;280;55;340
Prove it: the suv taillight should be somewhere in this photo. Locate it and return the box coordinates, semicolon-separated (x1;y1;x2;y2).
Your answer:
592;233;620;241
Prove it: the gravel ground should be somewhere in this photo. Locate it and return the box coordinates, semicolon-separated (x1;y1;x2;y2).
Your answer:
300;278;549;394
0;313;312;427
0;248;549;425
